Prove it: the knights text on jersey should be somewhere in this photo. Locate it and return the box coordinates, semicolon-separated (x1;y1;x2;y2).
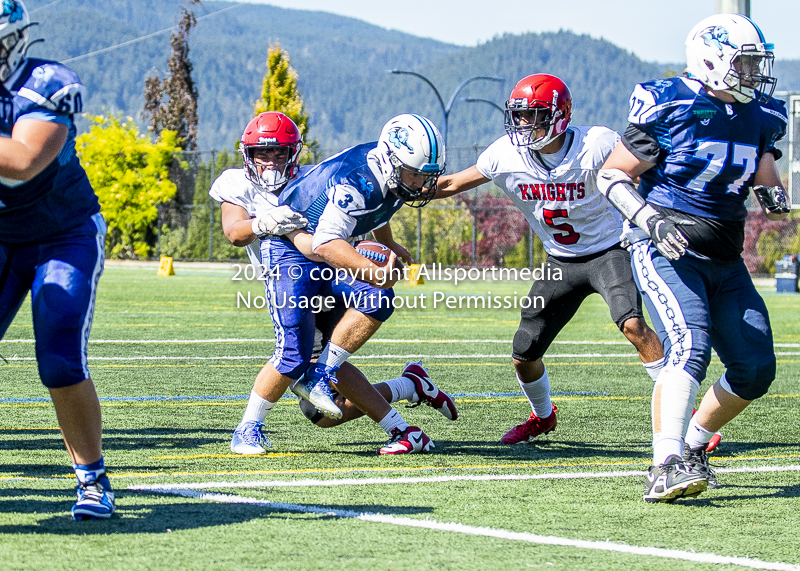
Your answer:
279;143;404;249
476;126;623;258
0;58;99;243
626;76;787;221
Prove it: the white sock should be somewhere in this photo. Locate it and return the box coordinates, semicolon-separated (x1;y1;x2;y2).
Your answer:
643;357;665;382
317;342;351;369
240;389;276;425
518;369;552;419
652;368;699;465
685;418;716;450
383;376;416;403
378;408;409;435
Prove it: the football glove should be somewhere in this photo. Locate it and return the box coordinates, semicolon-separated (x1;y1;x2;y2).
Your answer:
620;220;650;250
645;213;694;261
251;206;308;238
752;185;790;216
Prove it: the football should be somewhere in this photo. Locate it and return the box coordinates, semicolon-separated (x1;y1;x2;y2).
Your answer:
355;241;392;267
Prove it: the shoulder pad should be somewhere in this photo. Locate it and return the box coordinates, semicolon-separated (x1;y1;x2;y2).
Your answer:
627;78;689;125
16;60;86;115
331;184;367;215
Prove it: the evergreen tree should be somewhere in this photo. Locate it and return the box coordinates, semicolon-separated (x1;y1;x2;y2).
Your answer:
143;0;201;150
253;41;317;160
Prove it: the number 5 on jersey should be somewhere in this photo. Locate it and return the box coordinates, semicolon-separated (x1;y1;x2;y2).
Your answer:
543;208;580;245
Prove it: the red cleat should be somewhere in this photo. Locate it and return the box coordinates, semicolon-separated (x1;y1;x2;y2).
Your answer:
500;405;557;444
379;426;434;455
403;361;458;420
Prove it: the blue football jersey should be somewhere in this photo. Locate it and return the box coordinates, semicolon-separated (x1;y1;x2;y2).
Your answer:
0;58;99;243
279;142;404;238
627;76;787;221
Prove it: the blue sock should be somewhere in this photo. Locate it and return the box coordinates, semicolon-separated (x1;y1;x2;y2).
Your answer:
73;458;109;486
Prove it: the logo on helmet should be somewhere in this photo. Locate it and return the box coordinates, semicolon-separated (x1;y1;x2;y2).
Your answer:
1;0;23;23
388;127;413;152
700;26;738;52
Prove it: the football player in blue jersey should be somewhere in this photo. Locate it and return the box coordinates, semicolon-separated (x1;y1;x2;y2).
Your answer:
597;13;789;503
217;113;456;455
0;0;113;519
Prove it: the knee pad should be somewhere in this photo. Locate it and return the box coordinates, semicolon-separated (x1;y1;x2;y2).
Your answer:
723;356;776;401
359;288;395;322
36;353;86;388
512;320;545;361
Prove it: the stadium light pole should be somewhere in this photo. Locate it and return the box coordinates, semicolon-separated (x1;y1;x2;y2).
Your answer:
460;97;505;115
387;70;504;144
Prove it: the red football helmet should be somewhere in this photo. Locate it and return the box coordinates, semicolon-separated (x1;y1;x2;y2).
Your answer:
504;74;572;151
240;112;303;193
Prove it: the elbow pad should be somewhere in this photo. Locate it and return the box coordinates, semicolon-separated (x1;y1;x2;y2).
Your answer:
597;168;659;229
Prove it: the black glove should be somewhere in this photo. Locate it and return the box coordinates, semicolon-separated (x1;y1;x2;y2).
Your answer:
752;185;790;216
645;214;694;261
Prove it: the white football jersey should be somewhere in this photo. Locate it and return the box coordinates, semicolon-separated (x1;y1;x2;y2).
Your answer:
209;168;282;267
476;126;624;258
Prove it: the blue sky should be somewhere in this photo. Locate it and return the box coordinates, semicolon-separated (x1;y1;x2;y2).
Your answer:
237;0;799;63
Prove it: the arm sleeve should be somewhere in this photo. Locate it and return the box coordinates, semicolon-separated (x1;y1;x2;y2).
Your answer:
311;184;362;250
621;123;662;163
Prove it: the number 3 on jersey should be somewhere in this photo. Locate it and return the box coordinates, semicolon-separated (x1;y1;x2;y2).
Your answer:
543;209;580;245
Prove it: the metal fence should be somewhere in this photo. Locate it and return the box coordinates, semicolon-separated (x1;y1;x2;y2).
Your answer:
151;121;799;275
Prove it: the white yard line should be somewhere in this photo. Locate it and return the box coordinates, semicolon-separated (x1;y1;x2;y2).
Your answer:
130;485;800;570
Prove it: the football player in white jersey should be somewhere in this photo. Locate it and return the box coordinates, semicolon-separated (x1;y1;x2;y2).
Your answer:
210;112;457;456
435;74;664;444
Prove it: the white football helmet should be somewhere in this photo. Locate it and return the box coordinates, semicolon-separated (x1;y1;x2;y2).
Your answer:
376;114;445;207
685;13;776;103
0;0;31;83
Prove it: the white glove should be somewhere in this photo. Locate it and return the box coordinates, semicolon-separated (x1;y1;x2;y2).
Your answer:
251;206;308;237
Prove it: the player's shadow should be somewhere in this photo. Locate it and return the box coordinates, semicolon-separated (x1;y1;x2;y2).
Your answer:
0;427;234;452
651;483;800;507
0;463;165;479
0;488;433;535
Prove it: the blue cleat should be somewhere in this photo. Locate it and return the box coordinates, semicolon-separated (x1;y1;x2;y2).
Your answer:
230;420;271;455
72;474;115;520
291;364;342;419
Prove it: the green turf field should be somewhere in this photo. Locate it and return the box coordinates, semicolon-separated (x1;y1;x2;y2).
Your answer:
1;264;799;571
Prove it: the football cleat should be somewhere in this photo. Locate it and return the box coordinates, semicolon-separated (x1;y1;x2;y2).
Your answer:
500;405;557;444
403;361;458;420
643;454;708;503
71;474;115;520
291;364;342;420
231;420;271;455
683;443;719;489
691;408;723;453
378;426;434;455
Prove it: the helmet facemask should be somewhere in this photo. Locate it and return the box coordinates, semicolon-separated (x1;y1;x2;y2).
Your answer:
0;17;33;83
724;46;776;103
386;151;443;208
504;102;561;151
242;143;301;194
